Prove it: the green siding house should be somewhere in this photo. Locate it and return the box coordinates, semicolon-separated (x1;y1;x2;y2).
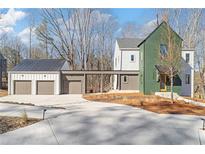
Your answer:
138;21;183;95
114;21;195;97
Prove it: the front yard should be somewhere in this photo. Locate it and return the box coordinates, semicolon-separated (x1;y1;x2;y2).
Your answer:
0;116;40;134
84;92;205;116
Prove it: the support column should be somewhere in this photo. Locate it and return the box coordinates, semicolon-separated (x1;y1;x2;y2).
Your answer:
83;73;87;94
100;74;103;93
117;74;121;90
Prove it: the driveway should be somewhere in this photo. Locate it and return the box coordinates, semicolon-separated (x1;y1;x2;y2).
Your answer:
0;94;87;107
0;96;205;144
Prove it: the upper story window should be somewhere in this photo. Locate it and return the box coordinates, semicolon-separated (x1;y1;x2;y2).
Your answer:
185;74;190;84
115;57;117;67
130;55;135;62
160;44;168;57
185;53;190;63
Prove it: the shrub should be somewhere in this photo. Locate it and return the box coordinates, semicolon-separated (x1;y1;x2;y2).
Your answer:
21;109;28;124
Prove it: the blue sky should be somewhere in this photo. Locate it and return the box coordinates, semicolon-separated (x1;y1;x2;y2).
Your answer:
0;8;157;44
111;8;156;26
14;8;156;33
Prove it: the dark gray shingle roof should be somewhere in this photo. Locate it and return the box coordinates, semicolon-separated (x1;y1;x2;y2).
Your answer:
117;38;144;49
11;59;67;71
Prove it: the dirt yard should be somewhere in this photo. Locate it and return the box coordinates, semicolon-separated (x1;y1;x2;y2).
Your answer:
83;92;205;116
0;90;8;97
0;116;40;134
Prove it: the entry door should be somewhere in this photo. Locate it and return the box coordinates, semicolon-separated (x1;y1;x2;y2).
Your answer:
160;74;167;92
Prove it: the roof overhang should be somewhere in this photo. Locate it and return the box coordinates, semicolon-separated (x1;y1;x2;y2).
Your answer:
61;70;139;75
155;65;178;75
8;71;60;74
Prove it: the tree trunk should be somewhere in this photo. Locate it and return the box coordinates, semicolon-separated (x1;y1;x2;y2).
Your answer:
170;69;174;104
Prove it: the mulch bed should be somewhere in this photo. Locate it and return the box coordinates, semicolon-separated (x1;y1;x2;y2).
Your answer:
84;93;205;116
0;116;40;134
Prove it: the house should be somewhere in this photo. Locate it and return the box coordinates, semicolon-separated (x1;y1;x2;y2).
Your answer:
0;53;7;89
114;22;194;97
8;59;138;95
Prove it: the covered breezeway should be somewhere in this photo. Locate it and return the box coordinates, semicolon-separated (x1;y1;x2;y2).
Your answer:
61;70;139;94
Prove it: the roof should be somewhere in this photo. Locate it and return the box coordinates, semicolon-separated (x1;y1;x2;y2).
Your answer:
137;21;183;47
117;38;144;49
155;65;178;75
11;59;68;72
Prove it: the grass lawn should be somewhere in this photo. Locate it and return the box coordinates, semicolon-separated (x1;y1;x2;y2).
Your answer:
83;92;205;116
0;116;40;134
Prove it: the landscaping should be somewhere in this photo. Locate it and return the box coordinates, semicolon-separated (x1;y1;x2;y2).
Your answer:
83;92;205;116
0;116;40;134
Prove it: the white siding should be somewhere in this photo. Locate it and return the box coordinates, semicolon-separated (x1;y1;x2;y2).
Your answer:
181;50;194;97
9;72;60;95
121;50;139;70
113;42;121;90
113;41;140;90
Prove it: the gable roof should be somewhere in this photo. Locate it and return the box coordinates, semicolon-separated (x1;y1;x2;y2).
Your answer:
11;59;68;72
117;38;144;49
137;21;183;47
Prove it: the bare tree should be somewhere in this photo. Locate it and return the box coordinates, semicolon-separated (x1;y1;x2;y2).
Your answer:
159;15;182;103
28;14;35;59
120;22;138;38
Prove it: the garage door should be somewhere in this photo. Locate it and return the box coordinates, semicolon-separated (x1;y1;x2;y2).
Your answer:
68;81;82;94
37;81;54;95
14;81;31;95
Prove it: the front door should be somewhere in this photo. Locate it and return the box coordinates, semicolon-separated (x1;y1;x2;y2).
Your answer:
160;74;167;92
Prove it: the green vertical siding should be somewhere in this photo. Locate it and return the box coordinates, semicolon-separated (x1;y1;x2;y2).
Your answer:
139;22;182;95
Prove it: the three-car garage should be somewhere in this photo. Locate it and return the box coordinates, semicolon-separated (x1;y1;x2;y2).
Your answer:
8;59;139;95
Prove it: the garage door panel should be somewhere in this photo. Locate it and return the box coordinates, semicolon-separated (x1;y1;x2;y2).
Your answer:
14;81;31;95
37;81;54;95
68;81;82;94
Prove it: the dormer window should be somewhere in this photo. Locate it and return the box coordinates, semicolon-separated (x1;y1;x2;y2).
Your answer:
160;44;168;57
130;55;135;62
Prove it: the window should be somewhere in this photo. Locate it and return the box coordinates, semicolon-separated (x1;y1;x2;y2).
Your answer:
185;53;190;63
123;76;128;83
160;44;168;56
185;74;190;84
130;55;135;62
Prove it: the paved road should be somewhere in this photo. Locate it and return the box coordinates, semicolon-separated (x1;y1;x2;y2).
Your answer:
0;99;205;145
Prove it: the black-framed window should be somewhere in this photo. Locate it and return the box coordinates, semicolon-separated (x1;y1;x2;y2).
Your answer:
160;44;168;56
185;53;190;63
130;55;135;62
185;74;190;84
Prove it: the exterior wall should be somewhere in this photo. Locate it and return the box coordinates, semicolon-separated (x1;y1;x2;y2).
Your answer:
113;42;121;90
181;50;194;97
139;23;182;95
8;72;60;95
113;41;139;90
61;74;85;94
121;50;140;70
120;74;139;90
139;43;145;93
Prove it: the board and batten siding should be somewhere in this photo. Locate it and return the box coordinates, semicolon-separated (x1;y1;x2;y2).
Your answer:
8;72;61;95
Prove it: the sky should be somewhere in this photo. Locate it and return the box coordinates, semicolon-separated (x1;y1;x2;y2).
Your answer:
0;8;157;44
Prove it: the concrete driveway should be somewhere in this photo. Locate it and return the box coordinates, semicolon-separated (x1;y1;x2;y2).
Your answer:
0;97;205;144
0;94;87;107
